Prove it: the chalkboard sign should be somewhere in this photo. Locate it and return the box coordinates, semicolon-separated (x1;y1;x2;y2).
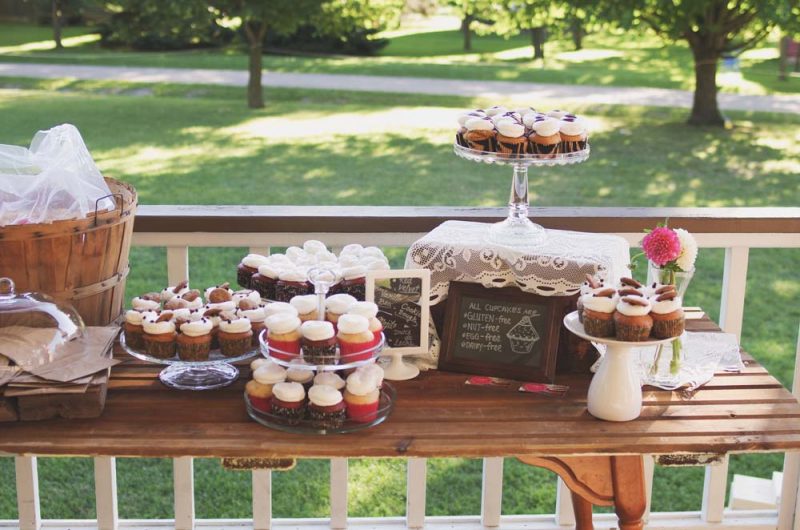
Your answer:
439;282;570;382
367;269;430;355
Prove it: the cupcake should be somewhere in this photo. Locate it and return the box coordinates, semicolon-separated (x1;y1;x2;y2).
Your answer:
205;283;233;300
456;111;484;147
339;266;367;301
143;312;177;359
506;316;540;354
559;115;588;153
164;297;190;312
271;381;306;425
649;287;685;339
238;254;270;289
180;290;203;309
251;357;272;371
251;264;281;301
313;371;346;390
237;300;267;348
275;269;313;303
337;314;375;362
247;361;287;412
325;293;357;326
286;361;314;389
264;301;299;319
218;317;253;357
464;116;497;152
530;117;561;157
160;281;189;303
123;309;146;349
357;362;385;389
301;320;337;365
291;295;320;322
344;371;380;423
347;301;383;346
206;286;235;311
614;296;654;341
132;293;161;312
495;116;527;157
177;318;213;361
577;274;604;323
308;385;346;430
581;287;618;338
265;313;302;362
233;289;261;307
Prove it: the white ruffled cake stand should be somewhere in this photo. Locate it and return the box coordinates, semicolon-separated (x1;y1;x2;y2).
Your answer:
563;311;674;422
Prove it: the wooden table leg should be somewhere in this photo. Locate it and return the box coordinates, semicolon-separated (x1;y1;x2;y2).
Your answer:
517;455;646;530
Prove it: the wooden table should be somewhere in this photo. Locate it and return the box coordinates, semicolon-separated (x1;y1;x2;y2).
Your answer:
1;311;799;530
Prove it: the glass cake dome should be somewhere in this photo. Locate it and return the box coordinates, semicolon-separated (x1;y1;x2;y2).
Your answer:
0;276;85;342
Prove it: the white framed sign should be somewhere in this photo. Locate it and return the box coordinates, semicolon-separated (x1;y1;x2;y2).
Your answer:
366;269;430;356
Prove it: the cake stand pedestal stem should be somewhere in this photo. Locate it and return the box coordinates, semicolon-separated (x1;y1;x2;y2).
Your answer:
587;343;642;422
509;164;529;222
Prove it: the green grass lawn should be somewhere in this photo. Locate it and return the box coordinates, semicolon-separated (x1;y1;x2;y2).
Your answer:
0;79;798;519
0;20;797;95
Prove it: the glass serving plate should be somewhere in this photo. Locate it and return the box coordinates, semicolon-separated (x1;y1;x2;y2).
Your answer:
258;330;385;371
120;332;258;391
244;382;396;435
453;143;590;248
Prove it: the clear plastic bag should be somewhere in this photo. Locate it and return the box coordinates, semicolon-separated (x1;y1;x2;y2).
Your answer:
0;124;114;226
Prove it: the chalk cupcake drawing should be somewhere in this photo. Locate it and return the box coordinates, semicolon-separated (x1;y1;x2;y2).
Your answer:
506;315;540;354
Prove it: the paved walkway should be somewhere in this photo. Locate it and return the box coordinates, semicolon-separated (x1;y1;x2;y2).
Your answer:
2;62;799;114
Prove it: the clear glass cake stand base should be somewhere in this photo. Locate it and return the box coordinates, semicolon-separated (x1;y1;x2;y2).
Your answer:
453;143;590;248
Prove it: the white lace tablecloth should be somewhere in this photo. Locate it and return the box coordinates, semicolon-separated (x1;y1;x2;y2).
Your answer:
405;221;630;305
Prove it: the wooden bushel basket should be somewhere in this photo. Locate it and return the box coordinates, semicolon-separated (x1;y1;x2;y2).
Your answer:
0;177;137;326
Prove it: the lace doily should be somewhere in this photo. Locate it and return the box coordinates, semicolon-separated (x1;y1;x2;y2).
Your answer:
405;221;631;305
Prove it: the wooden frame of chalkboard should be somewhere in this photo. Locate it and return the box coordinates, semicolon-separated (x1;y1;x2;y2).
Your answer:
366;269;430;355
439;282;571;382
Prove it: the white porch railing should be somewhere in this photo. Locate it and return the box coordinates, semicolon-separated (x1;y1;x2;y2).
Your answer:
3;206;800;530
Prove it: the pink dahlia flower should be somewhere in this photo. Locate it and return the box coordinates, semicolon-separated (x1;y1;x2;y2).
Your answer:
642;227;681;266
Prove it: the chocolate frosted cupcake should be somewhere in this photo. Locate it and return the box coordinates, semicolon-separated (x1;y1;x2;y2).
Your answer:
614;296;653;341
559;115;588;153
649;287;685;339
495;116;527;157
464;116;497;152
177;318;213;361
530;117;561;157
308;385;346;430
270;381;306;425
582;288;618;337
238;254;269;289
143;312;177;359
301;320;337;365
218;317;253;357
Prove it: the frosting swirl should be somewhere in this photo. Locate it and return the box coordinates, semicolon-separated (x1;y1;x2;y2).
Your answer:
616;296;652;316
301;320;335;341
287;367;314;384
272;381;305;402
125;309;144;325
242;254;270;269
233;290;260;306
340;243;363;256
132;297;160;312
180;318;213;337
326;293;357;314
337;313;369;334
342;265;367;281
348;301;379;319
266;313;301;334
560;117;587;136
238;306;266;323
278;269;307;282
143;318;175;335
346;371;377;396
582;292;618;313
465;117;494;131
219;317;252;334
264;302;299;318
532;117;560;137
291;295;319;315
651;295;682;315
254;362;287;384
496;118;525;138
308;385;343;407
357;363;384;387
303;240;328;255
314;372;345;390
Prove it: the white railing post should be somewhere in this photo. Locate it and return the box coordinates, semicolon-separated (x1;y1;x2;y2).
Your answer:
253;469;272;530
94;456;119;530
406;458;427;529
250;246;271;256
15;456;40;530
555;478;575;526
778;328;800;530
481;457;504;527
701;246;750;523
174;457;195;530
167;246;190;286
643;455;655;522
330;458;348;530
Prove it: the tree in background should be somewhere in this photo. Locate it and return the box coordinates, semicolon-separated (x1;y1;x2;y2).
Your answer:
447;0;496;51
495;0;559;60
619;0;799;126
51;0;64;49
214;0;325;109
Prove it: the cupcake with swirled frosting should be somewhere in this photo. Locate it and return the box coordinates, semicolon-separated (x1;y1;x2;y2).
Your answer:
301;320;337;365
271;381;306;425
308;385;346;429
275;269;312;303
247;361;287;412
123;309;147;349
530;117;561;157
614;296;653;341
559;115;588;153
251;263;282;301
464;116;497;152
177;318;213;361
581;287;618;338
143;312;177;359
649;286;684;339
344;371;380;423
291;295;320;322
337;314;376;362
237;300;267;347
456;110;486;147
495;116;527;157
218;317;253;357
266;312;302;362
347;301;383;346
238;254;270;289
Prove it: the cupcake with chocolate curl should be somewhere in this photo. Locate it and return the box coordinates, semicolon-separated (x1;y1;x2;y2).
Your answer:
581;287;618;338
177;318;213;361
160;281;189;304
143;312;177;359
237;300;267;348
123;309;146;349
649;287;684;339
614;296;653;341
218;316;253;357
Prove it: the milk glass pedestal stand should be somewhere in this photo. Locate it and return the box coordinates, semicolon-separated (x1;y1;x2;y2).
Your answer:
453;144;590;248
563;312;674;422
382;349;419;381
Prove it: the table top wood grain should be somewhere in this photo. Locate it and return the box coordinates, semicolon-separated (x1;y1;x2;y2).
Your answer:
1;311;799;459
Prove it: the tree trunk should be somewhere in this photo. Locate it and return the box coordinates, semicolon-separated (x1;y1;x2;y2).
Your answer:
530;26;546;60
244;21;266;109
570;19;583;51
461;14;473;51
778;35;789;81
52;0;63;49
688;43;725;126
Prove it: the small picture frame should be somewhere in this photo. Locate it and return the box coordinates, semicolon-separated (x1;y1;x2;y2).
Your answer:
366;269;430;355
438;282;571;382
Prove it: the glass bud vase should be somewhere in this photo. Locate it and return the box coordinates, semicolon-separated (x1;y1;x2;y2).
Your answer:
647;261;694;296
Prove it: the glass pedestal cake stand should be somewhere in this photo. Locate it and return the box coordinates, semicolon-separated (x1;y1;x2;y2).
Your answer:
563;311;673;422
121;333;257;390
453;144;590;248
